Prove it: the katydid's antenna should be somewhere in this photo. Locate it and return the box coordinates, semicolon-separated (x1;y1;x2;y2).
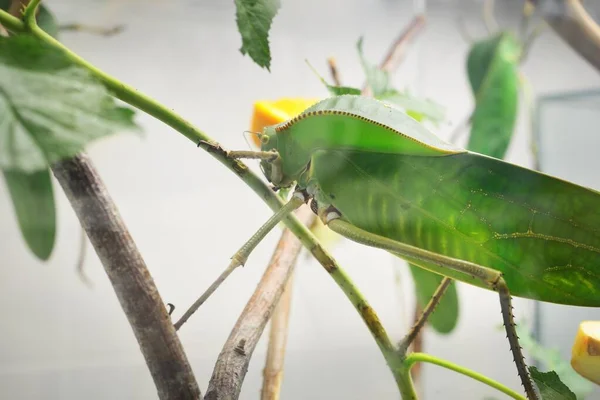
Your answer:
242;130;262;149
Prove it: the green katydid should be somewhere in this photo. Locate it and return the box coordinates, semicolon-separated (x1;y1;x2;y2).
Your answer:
211;94;600;399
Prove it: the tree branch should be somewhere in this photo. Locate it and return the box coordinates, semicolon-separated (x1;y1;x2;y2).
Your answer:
260;256;296;400
203;207;313;400
52;154;201;400
380;14;426;73
534;0;600;73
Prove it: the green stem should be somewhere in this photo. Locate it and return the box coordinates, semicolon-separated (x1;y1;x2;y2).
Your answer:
396;365;418;400
0;6;413;398
405;353;526;400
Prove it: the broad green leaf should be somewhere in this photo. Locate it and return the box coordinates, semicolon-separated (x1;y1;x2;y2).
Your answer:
466;32;520;159
530;366;577;400
517;325;593;399
356;37;390;96
0;35;137;173
3;168;56;260
234;0;281;70
0;1;58;38
378;89;446;124
408;265;459;334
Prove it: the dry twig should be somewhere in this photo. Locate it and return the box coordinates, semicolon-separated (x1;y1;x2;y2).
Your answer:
261;269;295;400
203;207;314;400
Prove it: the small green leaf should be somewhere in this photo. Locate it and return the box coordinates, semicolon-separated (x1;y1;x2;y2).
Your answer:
409;265;459;334
305;59;361;96
0;35;138;173
3;168;56;260
234;0;281;70
378;89;446;124
517;325;593;399
466;32;521;159
356;37;390;96
530;366;577;400
327;86;362;96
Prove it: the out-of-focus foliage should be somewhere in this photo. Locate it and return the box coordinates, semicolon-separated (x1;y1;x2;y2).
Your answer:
466;32;521;159
234;0;280;70
530;367;577;400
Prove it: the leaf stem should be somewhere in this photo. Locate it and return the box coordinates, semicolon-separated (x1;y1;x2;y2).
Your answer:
405;352;526;400
0;9;24;32
22;0;40;25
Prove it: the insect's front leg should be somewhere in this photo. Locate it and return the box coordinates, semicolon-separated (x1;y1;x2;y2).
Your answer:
323;215;539;400
197;140;279;162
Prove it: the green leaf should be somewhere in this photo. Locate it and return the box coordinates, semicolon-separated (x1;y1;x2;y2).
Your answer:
327;86;361;96
305;59;361;96
356;37;390;96
377;89;446;124
234;0;281;70
37;4;60;38
0;1;58;38
0;35;138;173
466;32;521;159
530;366;577;400
408;265;459;334
517;326;593;399
3;168;56;260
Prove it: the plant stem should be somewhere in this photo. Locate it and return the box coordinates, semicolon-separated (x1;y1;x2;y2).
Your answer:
203;207;311;400
405;353;526;400
261;268;296;400
52;154;201;400
396;366;418;400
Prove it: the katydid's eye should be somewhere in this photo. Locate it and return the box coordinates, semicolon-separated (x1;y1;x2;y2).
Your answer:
261;135;269;144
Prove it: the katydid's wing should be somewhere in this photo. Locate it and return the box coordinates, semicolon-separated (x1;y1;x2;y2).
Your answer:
466;33;520;159
409;264;458;334
311;149;600;306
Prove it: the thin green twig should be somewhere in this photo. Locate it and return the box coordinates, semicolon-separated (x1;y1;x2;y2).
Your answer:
405;353;526;400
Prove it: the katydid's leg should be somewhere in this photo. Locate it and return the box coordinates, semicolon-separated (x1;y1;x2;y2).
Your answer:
226;150;280;161
398;277;453;355
174;191;307;330
196;140;279;162
325;216;539;400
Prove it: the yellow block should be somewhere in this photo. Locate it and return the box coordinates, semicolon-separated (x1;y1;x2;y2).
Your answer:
571;321;600;385
249;98;320;147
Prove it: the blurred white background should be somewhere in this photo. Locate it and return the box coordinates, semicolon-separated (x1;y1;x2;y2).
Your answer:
1;0;599;399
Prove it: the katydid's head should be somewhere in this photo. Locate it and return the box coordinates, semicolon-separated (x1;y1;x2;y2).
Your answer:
259;126;284;186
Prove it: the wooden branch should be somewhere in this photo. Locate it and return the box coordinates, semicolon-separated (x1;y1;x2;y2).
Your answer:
203;207;314;400
380;14;426;73
261;269;295;400
535;0;600;73
361;14;426;96
327;57;342;86
52;154;201;400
